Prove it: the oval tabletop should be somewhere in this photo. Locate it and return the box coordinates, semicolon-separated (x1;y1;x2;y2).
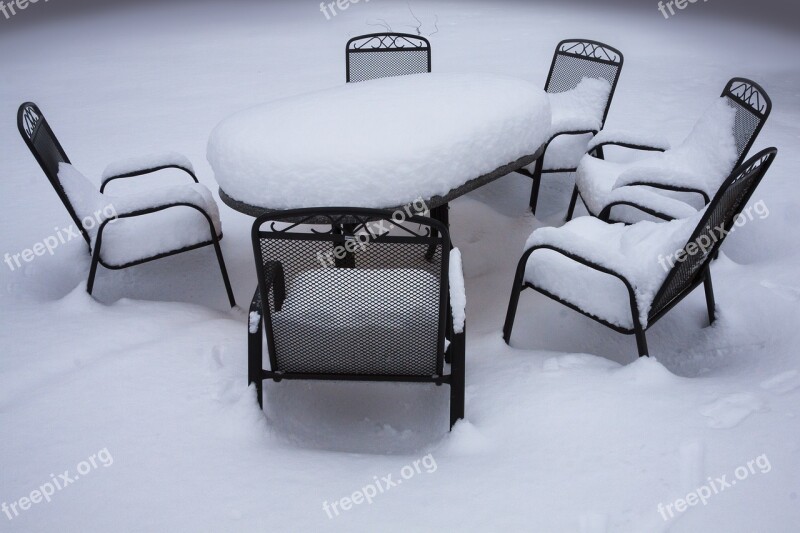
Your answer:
208;73;551;215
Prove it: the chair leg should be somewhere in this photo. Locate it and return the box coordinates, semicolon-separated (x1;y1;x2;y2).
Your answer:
529;157;544;214
248;310;264;409
449;330;465;430
565;185;580;222
211;235;236;308
634;326;649;358
704;270;716;325
86;245;102;295
503;259;528;344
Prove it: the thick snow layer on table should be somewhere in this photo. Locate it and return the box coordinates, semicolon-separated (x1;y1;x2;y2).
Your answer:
523;77;612;171
101;152;195;181
207;73;551;209
577;97;738;217
523;214;700;328
59;164;221;266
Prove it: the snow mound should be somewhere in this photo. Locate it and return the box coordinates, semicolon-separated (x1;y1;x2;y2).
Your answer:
207;73;551;209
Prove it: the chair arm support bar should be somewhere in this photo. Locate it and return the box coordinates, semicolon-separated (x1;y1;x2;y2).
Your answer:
259;261;286;312
100;152;198;193
587;129;671;154
520;244;644;331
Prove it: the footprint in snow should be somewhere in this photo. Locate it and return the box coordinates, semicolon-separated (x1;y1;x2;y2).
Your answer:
700;393;766;429
760;370;800;395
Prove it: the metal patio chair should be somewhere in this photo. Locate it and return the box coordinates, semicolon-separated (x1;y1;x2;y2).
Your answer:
503;148;777;359
17;102;236;306
248;208;465;429
569;78;772;222
516;39;624;214
346;33;431;83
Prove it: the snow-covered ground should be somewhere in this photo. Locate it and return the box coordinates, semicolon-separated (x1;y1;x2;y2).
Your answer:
1;1;799;531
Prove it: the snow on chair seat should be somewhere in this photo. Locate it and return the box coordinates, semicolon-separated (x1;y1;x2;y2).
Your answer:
504;148;778;359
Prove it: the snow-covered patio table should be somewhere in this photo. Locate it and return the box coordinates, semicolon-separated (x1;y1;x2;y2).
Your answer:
208;73;551;217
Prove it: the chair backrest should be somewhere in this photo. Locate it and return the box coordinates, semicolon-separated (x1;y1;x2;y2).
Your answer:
17;102;90;246
252;208;450;378
720;78;772;168
346;33;431;83
650;147;777;320
544;39;624;126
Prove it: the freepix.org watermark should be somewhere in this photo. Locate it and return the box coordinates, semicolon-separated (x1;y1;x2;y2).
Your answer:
657;453;771;521
316;197;429;268
2;448;114;521
322;453;437;519
657;0;708;20
4;204;118;272
657;199;768;273
0;0;49;21
319;0;370;20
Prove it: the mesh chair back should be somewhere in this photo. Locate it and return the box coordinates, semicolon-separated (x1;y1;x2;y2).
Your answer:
346;33;431;83
720;78;772;167
17;102;90;246
544;39;624;126
252;208;449;379
650;148;777;319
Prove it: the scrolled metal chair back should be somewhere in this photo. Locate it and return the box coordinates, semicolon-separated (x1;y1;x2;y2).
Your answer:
346;32;431;83
720;78;772;167
650;148;777;320
252;208;449;378
544;39;624;126
17;102;90;245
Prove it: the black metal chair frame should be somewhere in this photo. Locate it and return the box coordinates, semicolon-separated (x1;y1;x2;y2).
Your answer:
17;102;236;307
516;39;624;214
248;208;465;429
503;148;777;358
567;78;772;223
346;32;431;83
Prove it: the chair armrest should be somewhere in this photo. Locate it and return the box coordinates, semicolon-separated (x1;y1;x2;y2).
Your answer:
449;248;466;334
110;183;219;221
100;152;197;192
587;129;671;154
258;261;286;312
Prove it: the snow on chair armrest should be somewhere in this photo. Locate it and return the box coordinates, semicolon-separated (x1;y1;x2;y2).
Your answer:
101;152;197;192
449;248;466;334
587;129;671;153
109;183;221;229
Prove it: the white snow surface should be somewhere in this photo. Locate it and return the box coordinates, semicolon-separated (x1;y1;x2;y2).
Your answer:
523;213;701;328
207;73;551;209
101;152;195;182
576;97;739;219
59;163;222;266
449;248;466;334
526;77;612;171
587;128;672;152
2;2;799;532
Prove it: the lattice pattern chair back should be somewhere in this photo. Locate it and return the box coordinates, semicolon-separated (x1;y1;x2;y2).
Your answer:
545;39;624;126
650;148;777;320
17;102;90;246
720;78;772;167
252;208;449;378
346;33;431;83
